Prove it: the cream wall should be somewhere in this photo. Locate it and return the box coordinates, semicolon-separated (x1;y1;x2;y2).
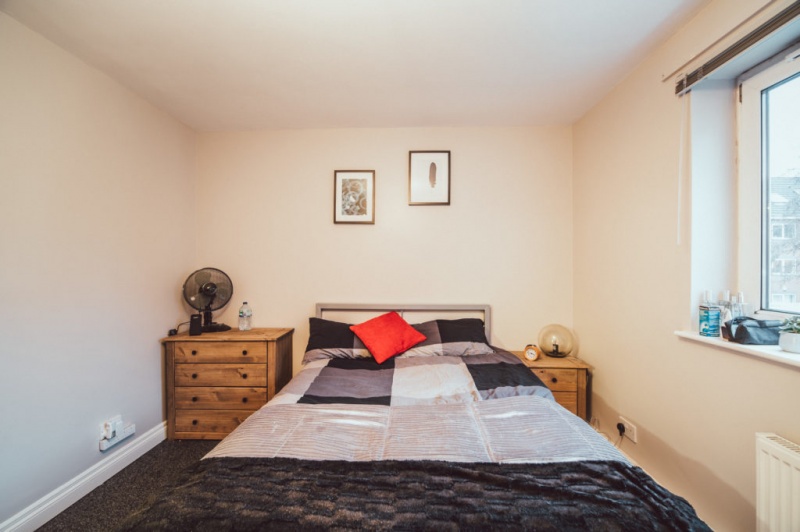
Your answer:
0;13;196;521
196;127;574;367
573;1;800;530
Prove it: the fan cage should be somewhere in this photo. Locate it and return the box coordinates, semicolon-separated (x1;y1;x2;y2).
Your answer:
182;267;233;333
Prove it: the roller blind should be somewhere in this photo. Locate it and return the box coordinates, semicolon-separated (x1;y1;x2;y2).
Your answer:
676;1;800;94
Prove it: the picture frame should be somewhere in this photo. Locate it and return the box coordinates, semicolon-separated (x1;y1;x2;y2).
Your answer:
409;150;450;205
334;170;375;224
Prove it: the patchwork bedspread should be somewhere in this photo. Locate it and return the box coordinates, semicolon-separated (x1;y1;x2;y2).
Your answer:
206;395;623;463
270;350;555;406
206;351;620;464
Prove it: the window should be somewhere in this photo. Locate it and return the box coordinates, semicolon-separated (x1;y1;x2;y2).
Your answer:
677;5;800;366
771;258;798;275
739;56;800;315
771;293;797;304
772;222;796;239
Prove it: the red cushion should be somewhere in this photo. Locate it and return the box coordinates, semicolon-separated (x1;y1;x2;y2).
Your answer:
350;312;427;364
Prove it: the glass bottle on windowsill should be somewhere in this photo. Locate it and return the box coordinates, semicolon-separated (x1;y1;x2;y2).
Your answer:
700;290;720;337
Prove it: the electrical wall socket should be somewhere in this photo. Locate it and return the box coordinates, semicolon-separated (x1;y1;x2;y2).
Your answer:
100;415;124;439
618;416;638;443
99;423;135;451
99;413;135;452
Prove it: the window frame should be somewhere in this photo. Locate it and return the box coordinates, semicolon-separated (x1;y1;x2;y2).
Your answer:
738;57;800;317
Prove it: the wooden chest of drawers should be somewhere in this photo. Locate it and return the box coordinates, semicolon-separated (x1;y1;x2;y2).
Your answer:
162;328;293;440
511;352;591;421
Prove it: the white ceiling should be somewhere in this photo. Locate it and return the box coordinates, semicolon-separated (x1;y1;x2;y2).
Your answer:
0;0;707;130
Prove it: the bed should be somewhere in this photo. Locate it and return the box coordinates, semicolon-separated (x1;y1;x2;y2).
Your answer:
122;304;710;530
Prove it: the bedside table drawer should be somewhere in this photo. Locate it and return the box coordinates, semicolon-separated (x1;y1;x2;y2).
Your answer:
173;342;266;363
174;387;266;410
530;368;577;391
175;364;267;386
552;391;578;415
510;352;590;422
175;410;253;434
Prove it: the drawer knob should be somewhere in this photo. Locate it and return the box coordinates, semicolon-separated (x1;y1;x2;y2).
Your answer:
242;350;248;356
242;373;248;379
192;419;198;426
242;397;248;403
191;350;197;355
192;373;198;379
551;377;558;384
191;396;198;402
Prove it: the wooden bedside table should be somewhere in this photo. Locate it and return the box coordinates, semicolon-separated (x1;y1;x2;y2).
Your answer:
511;351;590;421
162;327;294;440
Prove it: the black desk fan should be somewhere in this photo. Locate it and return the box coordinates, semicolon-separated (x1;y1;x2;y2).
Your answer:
182;267;233;332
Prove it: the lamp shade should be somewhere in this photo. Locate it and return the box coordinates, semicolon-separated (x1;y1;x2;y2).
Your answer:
538;324;574;358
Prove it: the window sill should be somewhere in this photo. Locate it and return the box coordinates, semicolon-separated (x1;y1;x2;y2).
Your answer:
675;331;800;370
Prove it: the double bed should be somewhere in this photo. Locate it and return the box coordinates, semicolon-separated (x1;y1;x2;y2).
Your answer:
122;304;709;530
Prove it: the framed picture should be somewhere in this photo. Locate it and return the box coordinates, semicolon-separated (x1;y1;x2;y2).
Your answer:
409;150;450;205
334;170;375;224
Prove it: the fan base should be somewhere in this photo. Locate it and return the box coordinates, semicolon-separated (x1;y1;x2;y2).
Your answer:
202;323;232;333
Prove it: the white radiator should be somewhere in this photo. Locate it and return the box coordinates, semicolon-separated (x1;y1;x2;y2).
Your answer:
756;432;800;532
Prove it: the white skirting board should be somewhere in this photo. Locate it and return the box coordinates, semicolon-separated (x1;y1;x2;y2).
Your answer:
0;422;167;532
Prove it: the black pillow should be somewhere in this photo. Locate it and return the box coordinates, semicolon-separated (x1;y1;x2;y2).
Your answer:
406;318;494;357
303;318;369;363
303;316;494;364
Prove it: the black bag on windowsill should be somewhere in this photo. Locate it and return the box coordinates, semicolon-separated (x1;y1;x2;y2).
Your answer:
721;317;782;345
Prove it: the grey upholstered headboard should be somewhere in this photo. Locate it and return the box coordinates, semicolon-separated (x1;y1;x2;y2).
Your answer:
315;303;492;343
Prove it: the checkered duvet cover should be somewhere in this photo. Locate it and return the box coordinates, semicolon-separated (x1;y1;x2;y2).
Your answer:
272;349;554;406
206;350;625;464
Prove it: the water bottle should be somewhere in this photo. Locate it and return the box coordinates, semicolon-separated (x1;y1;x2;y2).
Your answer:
238;302;252;331
699;290;720;337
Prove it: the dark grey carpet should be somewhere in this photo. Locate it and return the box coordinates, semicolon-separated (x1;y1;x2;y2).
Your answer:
38;439;216;532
